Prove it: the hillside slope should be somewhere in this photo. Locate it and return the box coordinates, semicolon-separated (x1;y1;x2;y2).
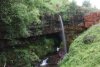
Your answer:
60;24;100;67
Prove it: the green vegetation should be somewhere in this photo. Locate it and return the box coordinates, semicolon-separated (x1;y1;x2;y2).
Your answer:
0;38;55;67
0;0;69;44
0;0;40;38
0;0;69;66
29;38;55;58
61;1;85;23
0;49;39;67
59;24;100;67
0;0;99;67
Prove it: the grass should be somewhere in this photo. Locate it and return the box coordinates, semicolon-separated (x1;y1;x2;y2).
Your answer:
59;24;100;67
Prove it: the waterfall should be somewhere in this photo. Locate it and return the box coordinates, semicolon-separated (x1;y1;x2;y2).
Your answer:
57;47;60;52
40;58;48;66
59;15;67;53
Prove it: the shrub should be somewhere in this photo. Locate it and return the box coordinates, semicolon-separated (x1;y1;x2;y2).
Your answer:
59;24;100;67
0;48;39;67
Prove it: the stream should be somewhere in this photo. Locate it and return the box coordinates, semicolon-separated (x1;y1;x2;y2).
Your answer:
35;47;65;67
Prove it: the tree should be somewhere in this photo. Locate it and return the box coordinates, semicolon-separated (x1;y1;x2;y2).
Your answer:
82;0;91;8
61;1;85;23
0;0;41;39
82;0;98;12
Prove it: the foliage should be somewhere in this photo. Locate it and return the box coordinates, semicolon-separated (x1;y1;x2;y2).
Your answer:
83;35;96;44
0;0;70;38
82;0;91;7
0;37;55;66
59;24;100;67
0;0;70;46
61;1;84;23
60;0;98;23
0;0;40;39
0;48;39;67
29;38;55;58
82;0;98;12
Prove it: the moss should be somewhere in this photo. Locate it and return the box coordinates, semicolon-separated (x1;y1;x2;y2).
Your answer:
59;24;100;67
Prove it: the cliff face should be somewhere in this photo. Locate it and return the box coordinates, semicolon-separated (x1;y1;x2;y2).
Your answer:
84;12;100;27
59;23;100;67
79;12;100;28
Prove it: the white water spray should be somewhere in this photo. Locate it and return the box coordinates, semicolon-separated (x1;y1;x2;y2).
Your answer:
40;58;48;66
57;47;60;52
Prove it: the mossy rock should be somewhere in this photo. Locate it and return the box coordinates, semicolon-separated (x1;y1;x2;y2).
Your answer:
59;24;100;67
0;48;39;67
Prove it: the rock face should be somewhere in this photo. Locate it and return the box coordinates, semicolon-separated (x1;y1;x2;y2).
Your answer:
79;12;100;28
60;24;100;67
84;12;100;28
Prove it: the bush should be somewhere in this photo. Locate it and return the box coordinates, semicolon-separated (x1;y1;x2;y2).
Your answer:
83;35;96;44
59;24;100;67
0;0;40;39
0;48;39;67
29;38;55;58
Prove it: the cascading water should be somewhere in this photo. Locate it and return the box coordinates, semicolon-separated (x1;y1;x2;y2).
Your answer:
59;15;67;53
56;47;60;52
40;58;48;67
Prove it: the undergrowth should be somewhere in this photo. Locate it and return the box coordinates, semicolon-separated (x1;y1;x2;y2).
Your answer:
60;24;100;67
